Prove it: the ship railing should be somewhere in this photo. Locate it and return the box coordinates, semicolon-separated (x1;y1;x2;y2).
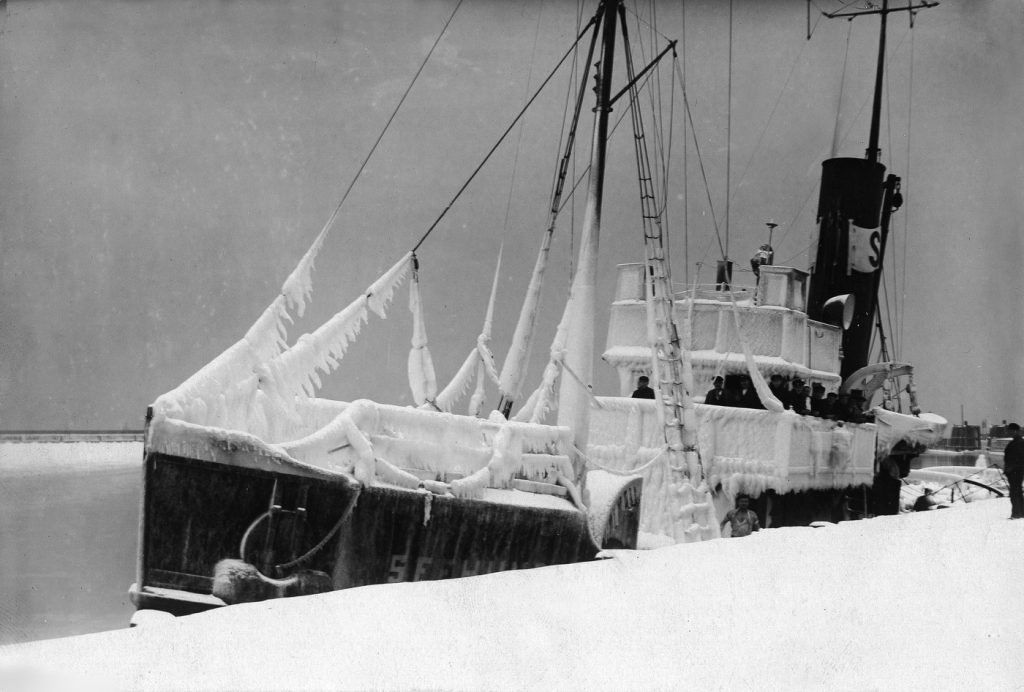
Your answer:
278;399;579;504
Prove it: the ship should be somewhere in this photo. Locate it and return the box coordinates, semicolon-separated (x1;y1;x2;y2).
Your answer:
130;0;947;619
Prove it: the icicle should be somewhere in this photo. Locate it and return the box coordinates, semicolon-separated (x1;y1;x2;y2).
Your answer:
265;253;413;405
434;349;480;413
153;223;333;427
407;257;438;407
269;299;370;400
499;225;555;403
474;244;503;387
728;292;785;413
281;224;330;317
510;385;540;423
527;290;573;425
431;244;502;412
467;357;487;417
368;252;413;318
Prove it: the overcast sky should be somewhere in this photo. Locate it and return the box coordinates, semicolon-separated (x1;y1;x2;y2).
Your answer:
1;0;1022;430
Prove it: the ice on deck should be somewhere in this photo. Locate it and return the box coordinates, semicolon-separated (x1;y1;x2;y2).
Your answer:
586;396;876;535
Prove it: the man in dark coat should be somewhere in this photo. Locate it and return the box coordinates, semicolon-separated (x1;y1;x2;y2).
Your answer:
788;378;808;414
631;375;655;400
705;376;728;406
809;382;827;416
1003;422;1024;519
734;374;763;409
872;455;903;516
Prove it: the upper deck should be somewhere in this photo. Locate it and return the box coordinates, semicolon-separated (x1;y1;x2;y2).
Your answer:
604;263;844;398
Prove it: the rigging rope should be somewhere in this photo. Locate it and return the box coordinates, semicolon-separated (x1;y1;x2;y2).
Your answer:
411;14;598;253
830;20;854;159
316;0;465;246
673;57;724;262
725;0;733;258
501;2;546;237
681;0;688;287
900;25;916;361
730;29;813;211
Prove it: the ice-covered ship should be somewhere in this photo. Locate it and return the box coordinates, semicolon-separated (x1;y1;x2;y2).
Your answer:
131;0;946;618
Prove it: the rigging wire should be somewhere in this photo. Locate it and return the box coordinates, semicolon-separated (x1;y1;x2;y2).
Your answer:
900;23;916;361
882;52;897;359
725;0;733;257
501;1;548;237
673;57;724;262
412;14;598;253
730;31;813;207
569;0;586;283
681;0;688;287
501;3;545;238
317;0;465;245
830;20;854;158
553;64;664;217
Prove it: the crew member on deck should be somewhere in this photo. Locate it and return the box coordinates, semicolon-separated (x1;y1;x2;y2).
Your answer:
809;383;827;416
734;374;763;409
821;391;838;419
750;243;774;280
705;376;728;406
789;378;808;414
631;375;655;400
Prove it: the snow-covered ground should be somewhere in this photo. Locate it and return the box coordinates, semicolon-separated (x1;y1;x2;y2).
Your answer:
1;498;1021;691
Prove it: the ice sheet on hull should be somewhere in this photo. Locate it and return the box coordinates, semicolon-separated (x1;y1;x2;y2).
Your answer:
586;396;877;537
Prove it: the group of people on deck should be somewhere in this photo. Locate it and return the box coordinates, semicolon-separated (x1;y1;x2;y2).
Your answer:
702;373;874;423
631;373;873;423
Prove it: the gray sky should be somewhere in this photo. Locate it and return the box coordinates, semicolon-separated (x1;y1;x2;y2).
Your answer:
1;0;1022;431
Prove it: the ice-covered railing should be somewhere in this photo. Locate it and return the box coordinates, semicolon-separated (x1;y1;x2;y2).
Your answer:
585;396;877;538
279;400;576;500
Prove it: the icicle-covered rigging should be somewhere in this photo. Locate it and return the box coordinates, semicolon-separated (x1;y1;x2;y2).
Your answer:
407;256;438;408
151;225;331;428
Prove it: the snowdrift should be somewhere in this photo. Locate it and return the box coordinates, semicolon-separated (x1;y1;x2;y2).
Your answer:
2;499;1022;691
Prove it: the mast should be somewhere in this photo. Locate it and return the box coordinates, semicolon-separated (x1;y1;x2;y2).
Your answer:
556;0;618;460
806;1;935;382
865;0;889;163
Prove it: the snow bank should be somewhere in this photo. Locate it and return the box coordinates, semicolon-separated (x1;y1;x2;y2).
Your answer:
3;499;1021;691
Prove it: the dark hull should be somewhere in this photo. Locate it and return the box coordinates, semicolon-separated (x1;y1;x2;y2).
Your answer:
132;452;634;616
750;486;869;527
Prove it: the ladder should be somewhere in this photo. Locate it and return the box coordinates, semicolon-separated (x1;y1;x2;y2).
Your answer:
619;29;697;482
619;18;712;542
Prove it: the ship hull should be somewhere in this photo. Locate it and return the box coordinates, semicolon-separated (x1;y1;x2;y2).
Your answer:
131;451;635;616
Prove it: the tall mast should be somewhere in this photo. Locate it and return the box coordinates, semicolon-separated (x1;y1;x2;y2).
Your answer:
865;0;889;163
556;0;618;460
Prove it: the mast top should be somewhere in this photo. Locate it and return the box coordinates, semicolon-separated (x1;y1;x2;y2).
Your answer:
820;1;938;163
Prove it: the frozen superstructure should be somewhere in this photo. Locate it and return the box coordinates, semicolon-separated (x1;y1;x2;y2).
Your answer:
606;263;842;397
596;261;946;533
